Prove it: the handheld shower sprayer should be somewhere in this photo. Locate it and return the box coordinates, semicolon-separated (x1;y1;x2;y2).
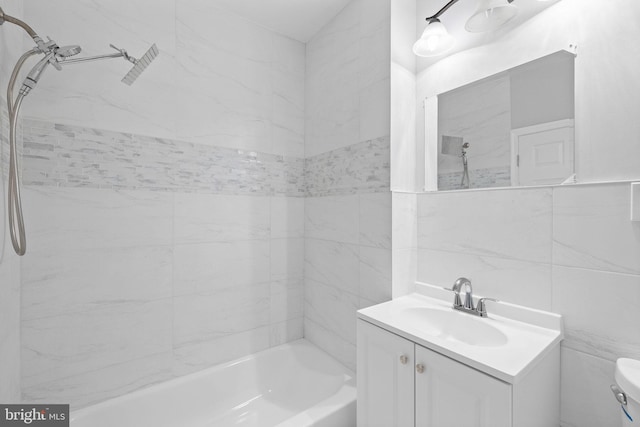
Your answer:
0;6;159;255
461;142;470;189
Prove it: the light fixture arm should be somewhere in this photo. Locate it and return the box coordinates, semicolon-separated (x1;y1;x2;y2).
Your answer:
425;0;462;21
425;0;515;21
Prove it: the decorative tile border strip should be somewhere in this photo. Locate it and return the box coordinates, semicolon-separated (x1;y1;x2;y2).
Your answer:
438;166;510;191
304;136;390;197
21;119;305;197
19;118;391;197
0;99;393;197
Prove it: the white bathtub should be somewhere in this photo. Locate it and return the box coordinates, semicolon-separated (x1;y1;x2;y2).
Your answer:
70;339;356;427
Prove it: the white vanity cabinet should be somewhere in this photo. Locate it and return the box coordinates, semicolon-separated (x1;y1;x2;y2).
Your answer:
414;343;511;427
357;319;511;427
357;319;415;427
357;317;560;427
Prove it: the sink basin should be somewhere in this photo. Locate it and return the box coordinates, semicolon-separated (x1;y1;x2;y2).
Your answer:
400;307;508;347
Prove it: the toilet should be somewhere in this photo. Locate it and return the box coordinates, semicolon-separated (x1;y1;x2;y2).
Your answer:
613;358;640;425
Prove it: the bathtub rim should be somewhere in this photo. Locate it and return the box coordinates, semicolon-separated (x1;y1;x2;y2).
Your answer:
69;338;355;424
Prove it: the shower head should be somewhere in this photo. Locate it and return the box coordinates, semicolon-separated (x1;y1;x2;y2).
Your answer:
441;135;464;156
58;43;158;86
55;45;82;58
121;43;158;85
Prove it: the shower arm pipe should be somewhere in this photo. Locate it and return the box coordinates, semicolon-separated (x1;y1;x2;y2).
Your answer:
59;52;128;66
58;45;136;66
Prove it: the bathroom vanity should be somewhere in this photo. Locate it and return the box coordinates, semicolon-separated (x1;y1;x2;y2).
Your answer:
356;284;563;427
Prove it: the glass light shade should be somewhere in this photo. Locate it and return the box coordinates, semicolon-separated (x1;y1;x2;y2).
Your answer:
413;19;455;57
465;0;518;33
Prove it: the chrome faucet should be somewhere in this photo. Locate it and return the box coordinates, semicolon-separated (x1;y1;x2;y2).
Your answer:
451;277;474;311
449;278;498;317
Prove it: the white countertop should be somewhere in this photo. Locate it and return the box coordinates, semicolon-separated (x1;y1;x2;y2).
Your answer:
357;283;563;384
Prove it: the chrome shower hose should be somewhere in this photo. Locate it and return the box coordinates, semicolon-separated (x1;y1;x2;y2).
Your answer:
6;49;38;256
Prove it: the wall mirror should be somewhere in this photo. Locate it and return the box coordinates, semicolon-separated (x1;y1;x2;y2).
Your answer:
432;50;575;191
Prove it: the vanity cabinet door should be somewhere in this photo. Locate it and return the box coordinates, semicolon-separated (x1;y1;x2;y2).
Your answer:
414;345;512;427
357;320;415;427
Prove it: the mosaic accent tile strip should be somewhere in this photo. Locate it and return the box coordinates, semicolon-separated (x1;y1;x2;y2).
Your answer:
22;119;305;197
304;136;390;197
438;166;511;191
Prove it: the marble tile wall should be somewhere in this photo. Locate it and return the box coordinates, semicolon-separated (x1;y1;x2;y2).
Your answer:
304;0;392;370
0;98;22;404
16;0;307;410
21;0;306;159
304;193;392;371
305;0;390;158
415;181;640;426
0;0;24;403
20;186;304;408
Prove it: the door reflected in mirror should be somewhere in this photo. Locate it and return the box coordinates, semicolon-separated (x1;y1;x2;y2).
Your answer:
435;50;575;191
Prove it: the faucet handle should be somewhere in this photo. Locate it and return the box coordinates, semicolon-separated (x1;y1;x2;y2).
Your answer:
476;298;499;317
443;286;463;307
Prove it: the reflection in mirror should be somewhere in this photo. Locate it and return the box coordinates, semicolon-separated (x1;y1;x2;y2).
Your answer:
436;50;574;191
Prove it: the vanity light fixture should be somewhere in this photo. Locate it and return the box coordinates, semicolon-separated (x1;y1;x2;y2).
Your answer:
414;0;552;57
412;18;456;57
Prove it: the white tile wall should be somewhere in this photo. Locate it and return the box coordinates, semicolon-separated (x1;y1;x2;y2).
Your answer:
305;195;360;244
0;245;21;402
0;0;24;400
22;298;172;388
418;249;552;310
270;197;305;239
173;241;271;296
173;194;271;243
359;193;393;249
414;181;640;427
553;266;640;361
305;0;391;157
417;187;553;263
25;187;173;248
21;185;306;407
553;183;640;274
305;238;360;296
304;193;392;368
560;348;619;427
304;0;391;371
